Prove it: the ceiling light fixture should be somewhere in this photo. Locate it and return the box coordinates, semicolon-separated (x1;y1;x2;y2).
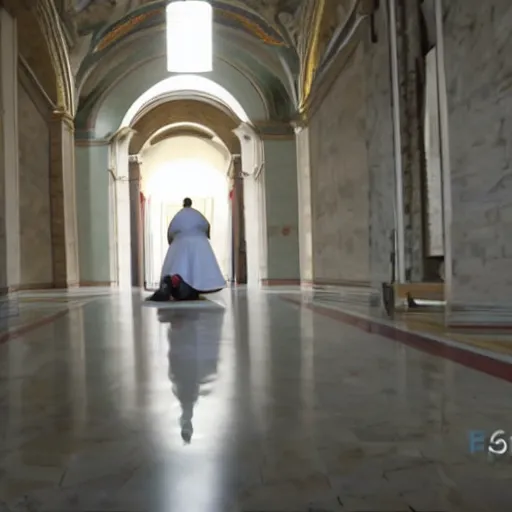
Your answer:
166;0;213;73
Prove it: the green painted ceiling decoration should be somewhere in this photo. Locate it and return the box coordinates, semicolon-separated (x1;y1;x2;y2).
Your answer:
73;6;300;135
74;0;300;90
67;0;354;136
89;1;289;54
63;1;353;125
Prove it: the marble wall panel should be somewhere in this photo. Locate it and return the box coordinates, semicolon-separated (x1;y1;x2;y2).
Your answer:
443;0;512;307
309;42;371;285
18;81;53;288
264;139;300;281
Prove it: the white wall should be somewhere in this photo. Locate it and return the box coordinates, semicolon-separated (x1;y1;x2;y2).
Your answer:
75;144;112;284
263;139;300;282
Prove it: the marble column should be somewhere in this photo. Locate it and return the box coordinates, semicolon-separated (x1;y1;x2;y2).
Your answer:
232;158;247;284
234;123;266;287
50;111;79;288
294;124;313;284
0;8;20;294
129;155;144;288
112;132;133;290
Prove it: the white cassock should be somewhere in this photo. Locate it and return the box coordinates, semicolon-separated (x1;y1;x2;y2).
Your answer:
160;207;226;292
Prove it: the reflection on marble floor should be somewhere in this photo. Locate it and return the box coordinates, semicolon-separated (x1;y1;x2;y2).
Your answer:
0;289;113;341
0;288;511;511
294;288;512;359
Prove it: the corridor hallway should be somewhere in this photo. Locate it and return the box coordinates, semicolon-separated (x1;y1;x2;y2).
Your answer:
0;289;511;512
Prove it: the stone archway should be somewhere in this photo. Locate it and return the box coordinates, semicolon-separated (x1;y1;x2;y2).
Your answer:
125;99;248;289
129;99;241;154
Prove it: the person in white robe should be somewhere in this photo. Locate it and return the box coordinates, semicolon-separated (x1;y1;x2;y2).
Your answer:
151;197;225;300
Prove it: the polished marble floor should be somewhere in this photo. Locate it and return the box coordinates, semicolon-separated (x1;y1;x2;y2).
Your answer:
289;288;512;361
1;288;511;511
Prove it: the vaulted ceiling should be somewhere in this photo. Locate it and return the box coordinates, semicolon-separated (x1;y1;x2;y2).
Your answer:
5;0;365;129
54;0;357;130
59;1;300;126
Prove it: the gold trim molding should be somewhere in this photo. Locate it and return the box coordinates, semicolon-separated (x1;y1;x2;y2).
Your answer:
299;0;326;112
297;5;370;123
35;0;75;116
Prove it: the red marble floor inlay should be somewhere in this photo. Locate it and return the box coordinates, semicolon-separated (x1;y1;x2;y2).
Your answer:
282;296;512;384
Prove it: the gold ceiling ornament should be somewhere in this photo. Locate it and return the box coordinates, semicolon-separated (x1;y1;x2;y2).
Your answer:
35;0;76;116
298;0;326;113
93;5;285;54
94;9;161;53
216;10;285;46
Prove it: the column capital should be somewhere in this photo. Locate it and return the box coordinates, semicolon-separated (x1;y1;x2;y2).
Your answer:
232;124;264;179
110;127;136;145
50;107;79;287
52;109;75;131
290;112;308;133
231;156;244;179
128;154;142;165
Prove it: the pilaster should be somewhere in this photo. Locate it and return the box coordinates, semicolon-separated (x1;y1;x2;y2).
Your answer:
129;155;143;287
0;8;20;294
112;131;134;290
231;158;246;284
50;110;79;288
293;122;313;283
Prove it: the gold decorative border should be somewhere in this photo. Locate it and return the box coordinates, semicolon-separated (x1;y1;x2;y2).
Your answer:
300;10;367;122
216;10;285;46
299;0;326;113
92;5;286;54
35;0;75;116
93;10;161;52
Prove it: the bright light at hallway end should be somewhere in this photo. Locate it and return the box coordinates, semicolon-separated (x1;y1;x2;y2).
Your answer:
144;158;230;286
146;158;226;201
166;1;213;73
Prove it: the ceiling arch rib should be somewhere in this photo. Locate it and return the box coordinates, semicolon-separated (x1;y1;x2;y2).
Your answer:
86;57;267;139
128;99;241;155
121;74;251;128
75;18;295;103
149;127;214;147
148;122;220;148
73;1;299;138
77;54;270;135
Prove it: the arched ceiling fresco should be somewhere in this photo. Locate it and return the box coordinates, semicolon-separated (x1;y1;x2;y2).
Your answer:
56;0;363;125
58;0;305;130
